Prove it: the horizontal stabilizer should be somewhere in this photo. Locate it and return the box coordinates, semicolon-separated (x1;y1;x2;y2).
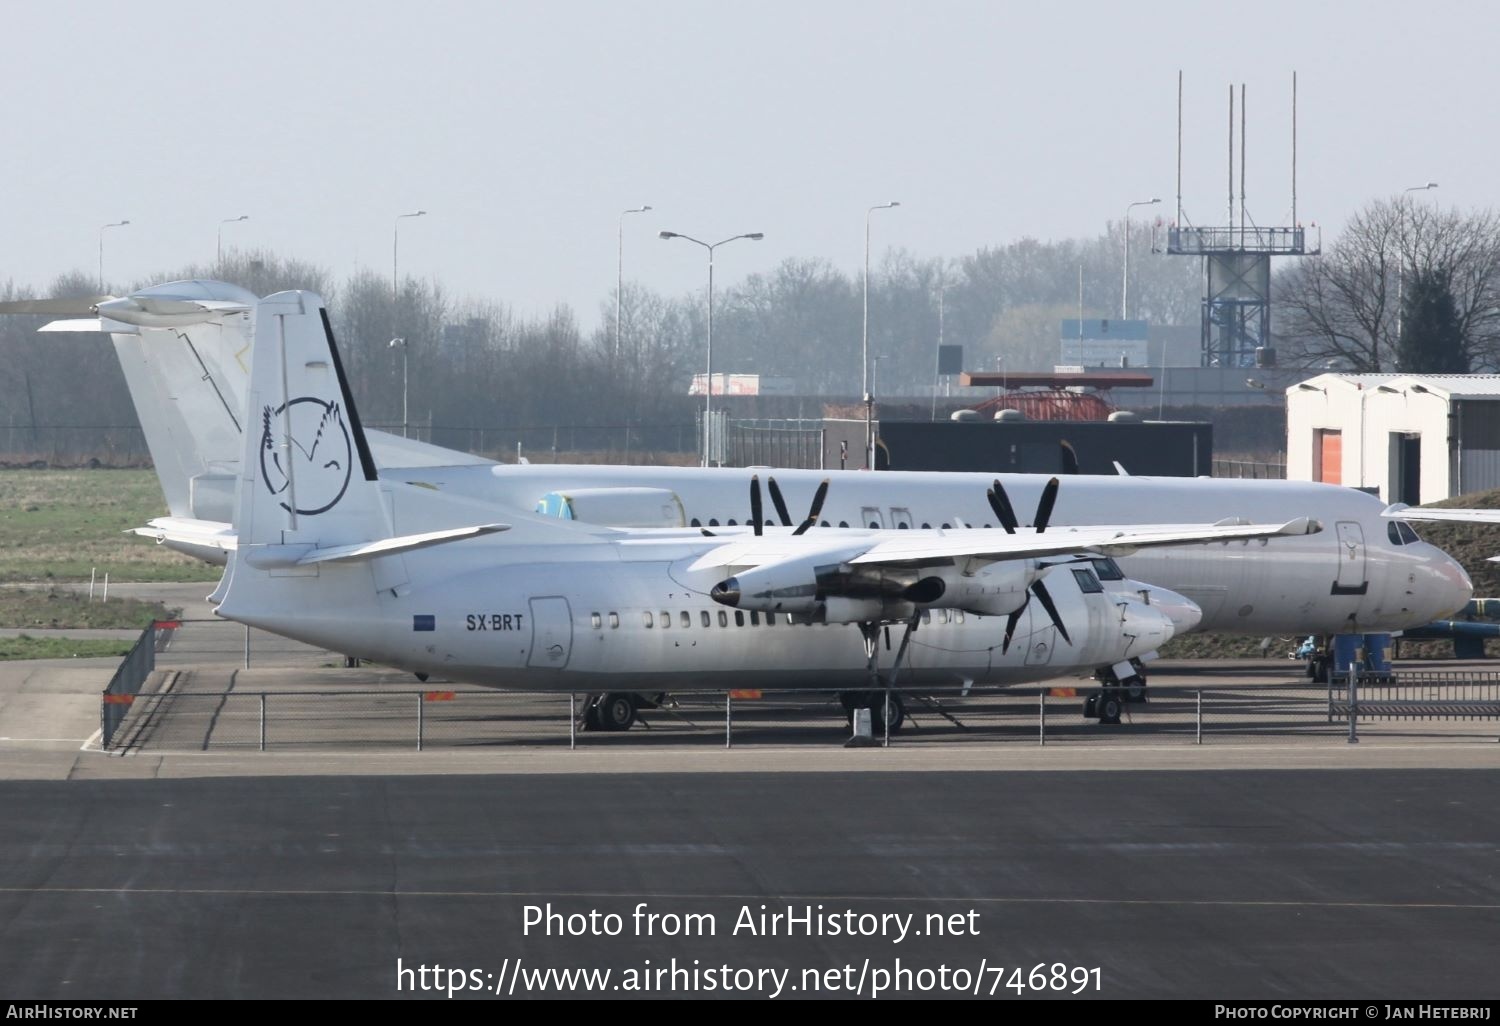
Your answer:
40;318;110;333
295;523;509;565
132;516;238;552
0;297;112;315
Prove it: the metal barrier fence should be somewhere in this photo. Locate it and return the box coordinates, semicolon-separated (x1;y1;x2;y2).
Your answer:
100;626;156;748
99;680;1500;753
1329;671;1500;741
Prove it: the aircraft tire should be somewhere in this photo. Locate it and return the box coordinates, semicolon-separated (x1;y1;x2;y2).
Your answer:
872;692;906;734
1096;692;1123;725
1123;675;1147;702
598;692;638;732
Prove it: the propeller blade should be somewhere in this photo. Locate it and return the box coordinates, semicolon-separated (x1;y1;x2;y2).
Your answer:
1060;439;1079;475
1001;604;1026;655
792;478;830;536
749;475;763;537
767;476;793;527
0;297;112;316
986;479;1019;534
1030;579;1072;646
1033;476;1060;533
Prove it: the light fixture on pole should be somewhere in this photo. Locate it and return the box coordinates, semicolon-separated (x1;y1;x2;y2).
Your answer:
98;220;130;293
659;230;765;467
1122;198;1160;320
393;210;427;304
388;337;409;439
217;215;249;265
863;201;900;469
1396;183;1438;342
616;205;652;362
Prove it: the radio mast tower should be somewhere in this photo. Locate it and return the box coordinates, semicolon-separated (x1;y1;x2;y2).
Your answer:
1165;73;1317;368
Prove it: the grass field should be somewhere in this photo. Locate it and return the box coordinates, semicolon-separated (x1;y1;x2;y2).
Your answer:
0;634;135;661
0;587;175;630
0;469;218;584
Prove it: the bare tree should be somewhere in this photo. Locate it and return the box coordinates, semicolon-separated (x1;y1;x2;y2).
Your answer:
1278;197;1500;371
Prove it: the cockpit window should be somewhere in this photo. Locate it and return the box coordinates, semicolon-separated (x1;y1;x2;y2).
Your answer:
1071;568;1105;594
1090;557;1125;581
1387;521;1421;546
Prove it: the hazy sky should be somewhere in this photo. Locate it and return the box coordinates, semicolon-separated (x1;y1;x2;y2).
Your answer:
3;0;1491;326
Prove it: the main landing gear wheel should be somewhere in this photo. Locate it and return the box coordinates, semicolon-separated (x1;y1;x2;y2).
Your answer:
1083;690;1124;725
595;692;638;732
840;691;906;734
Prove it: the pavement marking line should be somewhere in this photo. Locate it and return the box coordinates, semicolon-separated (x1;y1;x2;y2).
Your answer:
1;886;1497;912
0;738;91;743
79;728;104;753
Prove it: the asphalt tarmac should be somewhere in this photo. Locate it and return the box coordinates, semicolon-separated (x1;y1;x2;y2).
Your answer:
2;768;1498;1000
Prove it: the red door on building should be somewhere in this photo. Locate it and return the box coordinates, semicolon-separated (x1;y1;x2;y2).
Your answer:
1316;429;1343;485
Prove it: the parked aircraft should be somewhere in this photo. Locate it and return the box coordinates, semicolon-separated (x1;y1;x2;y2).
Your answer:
207;288;1323;729
7;281;1471;655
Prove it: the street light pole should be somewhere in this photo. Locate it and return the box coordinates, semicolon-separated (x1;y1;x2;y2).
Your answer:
1122;198;1160;320
217;215;249;265
617;206;652;363
389;337;408;439
393;210;427;304
1397;183;1438;346
98;220;130;293
863;202;900;469
659;230;765;467
932;278;958;421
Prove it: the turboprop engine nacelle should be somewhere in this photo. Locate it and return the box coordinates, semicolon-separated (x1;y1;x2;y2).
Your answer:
710;556;1037;622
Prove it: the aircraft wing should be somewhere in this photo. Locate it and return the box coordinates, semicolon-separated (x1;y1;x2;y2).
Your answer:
689;518;1320;574
845;518;1321;566
1383;503;1500;525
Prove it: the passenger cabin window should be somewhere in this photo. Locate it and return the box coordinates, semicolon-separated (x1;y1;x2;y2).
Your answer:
643;612;653;628
590;613;602;629
1071;568;1105;594
609;613;620;629
750;611;760;626
735;611;745;627
680;611;691;628
1091;557;1125;582
661;610;671;628
718;611;728;627
701;610;711;627
709;519;720;527
690;518;701;527
765;613;775;627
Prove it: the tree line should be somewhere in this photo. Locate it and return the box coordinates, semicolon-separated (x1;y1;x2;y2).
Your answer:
1;197;1496;462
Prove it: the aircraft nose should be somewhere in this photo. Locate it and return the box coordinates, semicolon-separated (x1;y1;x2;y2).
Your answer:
1134;583;1203;635
711;578;741;607
1119;599;1180;659
1422;553;1473;621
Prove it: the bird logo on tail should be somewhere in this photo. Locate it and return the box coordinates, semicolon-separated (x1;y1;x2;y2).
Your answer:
258;397;353;515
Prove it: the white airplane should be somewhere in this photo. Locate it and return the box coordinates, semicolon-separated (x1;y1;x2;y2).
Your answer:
8;281;1472;651
207;288;1322;730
